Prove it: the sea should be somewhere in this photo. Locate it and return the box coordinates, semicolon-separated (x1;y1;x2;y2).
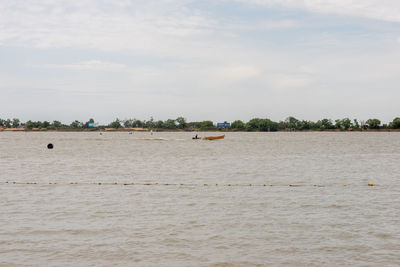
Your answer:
1;132;399;266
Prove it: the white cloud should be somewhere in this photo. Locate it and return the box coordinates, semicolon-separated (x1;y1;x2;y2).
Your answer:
0;0;217;53
267;74;311;89
234;0;400;22
227;19;300;31
0;0;302;55
214;65;262;82
29;60;128;71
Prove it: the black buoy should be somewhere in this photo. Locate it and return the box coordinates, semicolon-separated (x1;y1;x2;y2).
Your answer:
47;143;54;149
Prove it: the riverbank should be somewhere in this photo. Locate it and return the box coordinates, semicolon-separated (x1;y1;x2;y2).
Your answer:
1;128;400;132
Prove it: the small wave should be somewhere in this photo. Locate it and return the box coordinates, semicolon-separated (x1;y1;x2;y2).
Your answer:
139;138;168;141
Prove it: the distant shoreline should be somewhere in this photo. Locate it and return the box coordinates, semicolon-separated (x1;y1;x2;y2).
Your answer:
2;117;399;132
2;128;400;133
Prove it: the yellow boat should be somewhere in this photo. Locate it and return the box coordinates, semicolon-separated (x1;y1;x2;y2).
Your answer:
202;135;225;140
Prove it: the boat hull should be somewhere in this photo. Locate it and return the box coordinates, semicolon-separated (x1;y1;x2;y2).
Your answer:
202;135;225;140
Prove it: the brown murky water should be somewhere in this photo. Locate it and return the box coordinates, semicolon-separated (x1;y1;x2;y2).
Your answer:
1;132;400;266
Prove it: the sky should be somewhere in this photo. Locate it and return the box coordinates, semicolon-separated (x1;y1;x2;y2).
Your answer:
1;0;400;124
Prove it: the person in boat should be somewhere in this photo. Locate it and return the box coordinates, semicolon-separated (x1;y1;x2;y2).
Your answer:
192;134;200;139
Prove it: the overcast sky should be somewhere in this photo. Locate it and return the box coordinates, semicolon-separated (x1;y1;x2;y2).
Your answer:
1;0;399;124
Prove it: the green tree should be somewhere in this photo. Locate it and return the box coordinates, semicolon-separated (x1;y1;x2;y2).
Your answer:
246;118;262;131
342;118;352;129
187;121;202;130
335;118;352;130
52;120;62;129
123;119;133;128
285;116;300;129
70;120;82;129
22;121;42;129
318;119;335;130
109;118;121;128
259;118;277;131
5;119;12;128
200;120;215;130
335;119;342;129
42;121;50;128
277;121;287;130
176;117;187;129
246;118;278;131
155;120;164;129
299;120;312;130
25;120;34;129
133;119;144;128
353;119;360;129
390;117;400;129
145;117;155;129
231;120;245;130
366;118;381;129
12;118;20;128
164;119;177;129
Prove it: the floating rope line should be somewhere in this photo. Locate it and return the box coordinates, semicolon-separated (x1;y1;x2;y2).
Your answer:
2;181;375;187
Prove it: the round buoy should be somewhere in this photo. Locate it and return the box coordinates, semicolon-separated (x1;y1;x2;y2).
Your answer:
368;182;374;186
47;143;54;149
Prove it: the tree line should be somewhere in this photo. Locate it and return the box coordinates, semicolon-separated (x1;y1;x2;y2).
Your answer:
1;116;400;131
